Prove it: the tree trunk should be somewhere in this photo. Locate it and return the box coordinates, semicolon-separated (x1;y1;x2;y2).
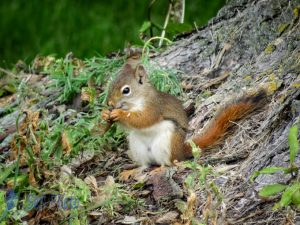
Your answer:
154;0;300;223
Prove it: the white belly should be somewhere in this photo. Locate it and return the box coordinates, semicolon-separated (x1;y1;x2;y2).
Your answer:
127;120;175;167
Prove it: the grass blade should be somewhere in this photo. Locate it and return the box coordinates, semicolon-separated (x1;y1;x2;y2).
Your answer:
259;184;287;197
289;124;299;165
251;166;287;182
276;183;300;209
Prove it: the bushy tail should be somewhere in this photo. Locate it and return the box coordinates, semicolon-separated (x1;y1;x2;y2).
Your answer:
183;90;267;158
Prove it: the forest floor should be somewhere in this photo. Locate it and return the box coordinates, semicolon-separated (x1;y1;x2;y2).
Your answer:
1;55;222;225
0;49;298;225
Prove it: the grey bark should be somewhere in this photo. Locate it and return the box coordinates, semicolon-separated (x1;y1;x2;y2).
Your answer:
153;0;300;223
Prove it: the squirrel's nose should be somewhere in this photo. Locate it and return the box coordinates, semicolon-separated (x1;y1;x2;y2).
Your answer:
108;100;115;109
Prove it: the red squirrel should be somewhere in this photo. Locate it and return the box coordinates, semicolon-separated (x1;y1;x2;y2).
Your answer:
101;63;266;169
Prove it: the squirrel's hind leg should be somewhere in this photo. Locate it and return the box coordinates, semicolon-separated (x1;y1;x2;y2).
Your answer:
169;129;187;163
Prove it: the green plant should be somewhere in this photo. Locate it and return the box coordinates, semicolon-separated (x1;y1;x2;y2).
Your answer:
140;43;182;96
87;177;143;217
178;141;223;224
48;58;91;103
48;55;124;104
251;124;300;209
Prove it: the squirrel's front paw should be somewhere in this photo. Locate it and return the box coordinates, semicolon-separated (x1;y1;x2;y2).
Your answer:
110;109;128;122
101;109;111;121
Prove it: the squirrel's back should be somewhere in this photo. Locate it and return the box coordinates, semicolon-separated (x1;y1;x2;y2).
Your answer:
156;91;189;131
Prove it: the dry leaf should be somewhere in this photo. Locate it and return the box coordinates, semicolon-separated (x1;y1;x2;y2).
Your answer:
84;175;98;194
120;216;139;224
60;165;72;176
147;168;183;201
156;211;179;224
90;176;115;206
119;168;142;182
29;167;38;187
81;90;90;102
10;135;27;166
180;191;197;224
25;110;39;131
202;191;212;223
69;150;94;169
61;131;72;155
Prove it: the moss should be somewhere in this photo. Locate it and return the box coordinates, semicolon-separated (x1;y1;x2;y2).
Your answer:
267;73;283;93
278;64;284;78
268;81;278;93
264;44;276;54
277;23;290;35
201;90;212;98
269;72;276;81
291;83;300;88
293;5;300;20
244;75;252;81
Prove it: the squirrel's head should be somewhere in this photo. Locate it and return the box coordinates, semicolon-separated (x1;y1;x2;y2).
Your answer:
107;63;151;111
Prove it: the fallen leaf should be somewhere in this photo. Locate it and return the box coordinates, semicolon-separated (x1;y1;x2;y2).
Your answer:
61;131;72;155
119;168;142;182
29;167;37;187
84;175;98;194
120;216;138;224
60;165;72;182
90;176;115;206
156;211;179;224
181;191;197;223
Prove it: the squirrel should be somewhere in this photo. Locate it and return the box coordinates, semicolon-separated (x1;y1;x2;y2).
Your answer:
101;63;266;169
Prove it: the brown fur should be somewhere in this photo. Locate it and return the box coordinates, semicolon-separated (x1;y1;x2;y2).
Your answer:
103;62;266;165
182;90;266;158
170;128;186;163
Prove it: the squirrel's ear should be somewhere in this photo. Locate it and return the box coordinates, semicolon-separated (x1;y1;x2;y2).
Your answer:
135;64;148;85
121;63;134;74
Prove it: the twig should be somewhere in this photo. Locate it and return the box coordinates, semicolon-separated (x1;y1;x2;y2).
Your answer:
0;67;18;78
182;71;230;91
159;2;172;47
212;43;231;69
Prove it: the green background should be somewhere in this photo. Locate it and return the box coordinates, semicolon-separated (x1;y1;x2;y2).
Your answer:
0;0;226;67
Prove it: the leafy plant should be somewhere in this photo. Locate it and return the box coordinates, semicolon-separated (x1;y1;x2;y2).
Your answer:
87;176;143;217
48;55;125;104
179;141;223;224
251;124;300;209
48;58;91;103
139;0;193;47
140;42;182;96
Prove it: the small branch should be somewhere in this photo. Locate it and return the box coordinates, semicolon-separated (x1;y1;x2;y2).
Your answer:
212;43;231;69
159;2;172;47
0;67;18;78
180;0;185;23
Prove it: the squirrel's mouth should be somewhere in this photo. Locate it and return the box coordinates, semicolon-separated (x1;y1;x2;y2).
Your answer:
108;100;128;110
116;102;129;110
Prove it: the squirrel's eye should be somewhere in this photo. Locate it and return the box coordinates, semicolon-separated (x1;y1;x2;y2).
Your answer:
121;86;131;96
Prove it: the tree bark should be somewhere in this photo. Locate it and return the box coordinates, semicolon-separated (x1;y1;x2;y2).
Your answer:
154;0;300;223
